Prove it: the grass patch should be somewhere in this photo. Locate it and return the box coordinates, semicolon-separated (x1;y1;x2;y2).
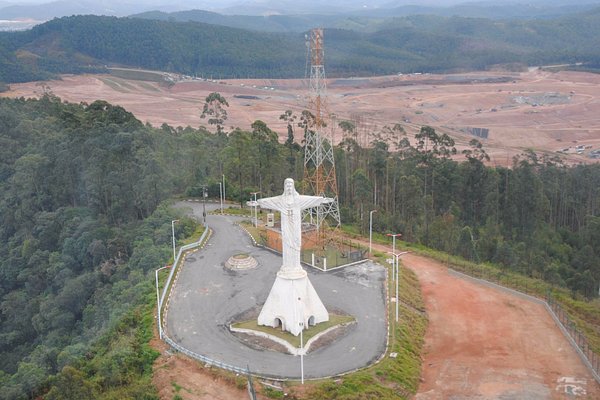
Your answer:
109;67;166;82
302;264;427;399
98;77;127;92
136;81;160;92
240;220;266;244
179;224;206;247
214;206;253;216
97;76;138;92
232;314;355;348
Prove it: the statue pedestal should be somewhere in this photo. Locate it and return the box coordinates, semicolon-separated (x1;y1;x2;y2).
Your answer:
258;269;328;336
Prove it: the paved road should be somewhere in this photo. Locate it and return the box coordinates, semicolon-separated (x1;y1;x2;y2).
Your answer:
166;201;387;379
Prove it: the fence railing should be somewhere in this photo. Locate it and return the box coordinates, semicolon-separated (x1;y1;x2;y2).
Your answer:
159;229;209;313
163;334;249;375
547;294;600;382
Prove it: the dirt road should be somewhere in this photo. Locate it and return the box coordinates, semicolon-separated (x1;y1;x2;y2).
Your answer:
402;252;598;399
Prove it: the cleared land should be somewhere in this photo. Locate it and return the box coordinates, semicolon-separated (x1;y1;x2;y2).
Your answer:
404;252;599;399
3;69;600;166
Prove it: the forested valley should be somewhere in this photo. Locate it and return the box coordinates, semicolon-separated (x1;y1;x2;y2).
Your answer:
2;8;600;86
0;94;599;398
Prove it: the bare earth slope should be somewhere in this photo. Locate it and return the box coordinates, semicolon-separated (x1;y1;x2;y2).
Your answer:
403;252;599;399
3;69;600;166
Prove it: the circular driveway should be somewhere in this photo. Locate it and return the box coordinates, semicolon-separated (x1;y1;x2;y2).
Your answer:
166;202;387;379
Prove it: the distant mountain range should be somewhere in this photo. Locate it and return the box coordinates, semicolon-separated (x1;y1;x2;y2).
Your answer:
2;0;600;23
1;9;600;84
129;1;600;33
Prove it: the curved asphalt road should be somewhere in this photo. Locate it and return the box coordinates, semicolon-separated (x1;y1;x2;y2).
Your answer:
166;201;387;379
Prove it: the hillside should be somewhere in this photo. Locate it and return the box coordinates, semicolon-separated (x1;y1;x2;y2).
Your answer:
1;11;600;84
131;2;600;32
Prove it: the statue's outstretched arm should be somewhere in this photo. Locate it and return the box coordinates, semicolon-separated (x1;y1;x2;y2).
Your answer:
258;197;284;212
298;195;333;209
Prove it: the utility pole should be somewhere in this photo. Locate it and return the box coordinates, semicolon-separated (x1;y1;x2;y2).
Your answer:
387;233;401;280
222;174;226;206
369;210;377;255
171;219;179;262
250;191;260;227
202;185;208;226
388;250;409;322
218;182;224;214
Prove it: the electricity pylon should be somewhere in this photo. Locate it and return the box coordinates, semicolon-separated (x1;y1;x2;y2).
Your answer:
303;28;341;234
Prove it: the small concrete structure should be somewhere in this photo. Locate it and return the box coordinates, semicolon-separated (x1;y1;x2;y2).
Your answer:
257;178;331;336
225;254;257;270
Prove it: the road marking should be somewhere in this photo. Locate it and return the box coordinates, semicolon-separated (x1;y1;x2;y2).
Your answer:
556;377;587;396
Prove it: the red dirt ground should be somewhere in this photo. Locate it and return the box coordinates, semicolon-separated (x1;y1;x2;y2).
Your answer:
403;252;599;399
151;336;268;400
3;69;600;166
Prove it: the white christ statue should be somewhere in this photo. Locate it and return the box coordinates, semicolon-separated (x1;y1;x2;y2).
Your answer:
256;178;332;335
257;178;331;278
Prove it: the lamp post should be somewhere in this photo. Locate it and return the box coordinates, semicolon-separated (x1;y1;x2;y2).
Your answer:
295;296;305;385
155;265;170;339
386;233;401;280
250;191;260;227
218;182;224;214
202;185;208;226
388;251;409;323
222;174;226;205
299;321;304;384
369;210;377;255
171;219;179;263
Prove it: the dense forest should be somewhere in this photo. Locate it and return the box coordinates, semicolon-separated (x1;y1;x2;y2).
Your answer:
0;93;598;398
2;9;600;84
0;96;200;398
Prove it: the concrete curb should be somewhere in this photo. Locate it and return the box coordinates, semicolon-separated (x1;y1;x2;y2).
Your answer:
230;321;357;356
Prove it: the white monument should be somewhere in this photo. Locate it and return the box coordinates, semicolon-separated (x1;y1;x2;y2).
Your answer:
257;178;331;336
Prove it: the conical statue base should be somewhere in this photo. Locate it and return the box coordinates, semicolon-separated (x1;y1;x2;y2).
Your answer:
258;269;328;336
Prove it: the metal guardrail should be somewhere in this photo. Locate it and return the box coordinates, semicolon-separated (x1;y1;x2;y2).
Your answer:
162;334;249;375
547;295;600;383
157;225;259;390
159;229;208;312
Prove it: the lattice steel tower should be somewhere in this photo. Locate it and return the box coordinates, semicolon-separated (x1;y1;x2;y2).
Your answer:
303;28;341;230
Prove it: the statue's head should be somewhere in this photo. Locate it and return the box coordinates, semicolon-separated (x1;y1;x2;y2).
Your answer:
284;178;295;196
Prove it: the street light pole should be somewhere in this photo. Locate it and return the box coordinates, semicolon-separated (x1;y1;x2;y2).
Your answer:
389;251;409;323
369;210;377;255
250;192;260;227
155;265;169;339
386;233;401;280
202;186;208;226
218;182;223;214
171;219;179;263
222;174;226;205
300;321;304;384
